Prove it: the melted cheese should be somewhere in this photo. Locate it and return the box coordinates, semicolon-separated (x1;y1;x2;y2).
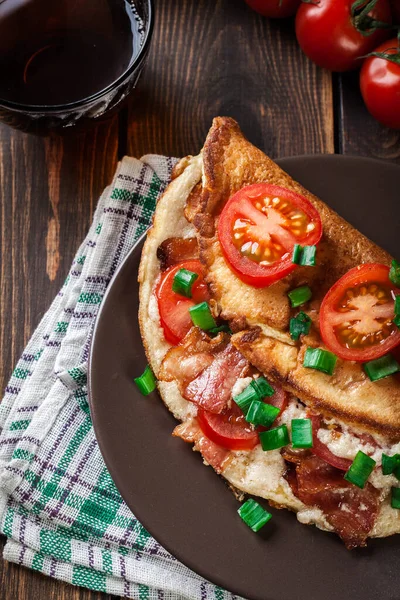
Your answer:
317;427;400;468
139;153;400;541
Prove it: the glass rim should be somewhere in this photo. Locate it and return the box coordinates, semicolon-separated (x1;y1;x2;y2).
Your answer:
0;0;154;113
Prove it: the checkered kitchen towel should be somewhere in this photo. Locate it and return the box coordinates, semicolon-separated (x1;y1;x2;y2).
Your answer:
0;155;241;600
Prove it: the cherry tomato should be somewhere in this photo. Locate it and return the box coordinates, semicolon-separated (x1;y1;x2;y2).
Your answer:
217;183;322;288
197;404;259;451
156;260;210;345
295;0;392;72
197;382;289;450
360;38;400;129
310;414;352;471
320;263;400;362
266;383;289;413
245;0;301;18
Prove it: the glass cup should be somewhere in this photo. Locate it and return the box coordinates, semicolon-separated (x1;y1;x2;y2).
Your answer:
0;0;153;134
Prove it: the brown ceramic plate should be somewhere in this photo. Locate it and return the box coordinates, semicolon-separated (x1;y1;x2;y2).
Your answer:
89;155;400;600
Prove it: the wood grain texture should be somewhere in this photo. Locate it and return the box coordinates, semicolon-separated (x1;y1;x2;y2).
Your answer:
126;0;334;159
0;118;119;600
337;72;400;162
1;0;399;598
0;550;117;600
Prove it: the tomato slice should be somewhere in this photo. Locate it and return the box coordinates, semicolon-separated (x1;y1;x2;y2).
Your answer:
197;403;259;451
197;382;289;451
320;263;400;362
310;414;352;472
267;383;289;414
156;260;210;345
217;183;322;287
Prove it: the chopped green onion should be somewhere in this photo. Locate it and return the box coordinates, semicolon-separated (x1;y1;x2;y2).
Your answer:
233;385;259;416
389;260;400;287
288;286;312;308
238;498;272;532
394;295;400;329
380;452;400;480
303;347;337;376
234;377;276;416
292;244;317;267
394;463;400;481
208;323;232;336
395;295;400;316
391;487;400;509
134;365;157;396
250;377;274;399
289;311;312;341
246;400;280;428
363;354;400;382
292;244;303;264
301;245;317;266
189;302;217;331
259;424;290;451
381;453;400;475
344;451;376;489
291;418;313;449
172;268;198;298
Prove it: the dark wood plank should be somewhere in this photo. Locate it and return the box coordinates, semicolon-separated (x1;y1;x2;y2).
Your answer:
0;0;336;598
127;0;334;159
337;71;400;162
0;120;119;397
0;551;117;600
0;118;119;600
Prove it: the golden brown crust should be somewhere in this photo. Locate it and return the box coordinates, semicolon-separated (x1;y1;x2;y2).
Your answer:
196;117;400;439
171;155;193;180
184;182;203;223
138;132;400;540
232;329;400;441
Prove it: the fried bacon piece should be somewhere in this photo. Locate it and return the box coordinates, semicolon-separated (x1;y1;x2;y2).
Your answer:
173;419;231;473
184;182;203;223
159;328;248;414
184;344;248;413
159;328;227;385
283;451;380;549
157;237;198;270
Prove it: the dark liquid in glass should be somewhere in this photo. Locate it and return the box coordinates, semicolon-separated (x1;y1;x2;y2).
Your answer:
0;0;144;107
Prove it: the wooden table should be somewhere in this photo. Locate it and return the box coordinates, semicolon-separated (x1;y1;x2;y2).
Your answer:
0;0;399;598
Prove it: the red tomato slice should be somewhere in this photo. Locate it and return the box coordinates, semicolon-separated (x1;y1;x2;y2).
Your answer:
197;404;259;451
267;383;289;414
156;260;210;345
310;414;352;471
218;183;322;287
197;382;289;451
320;263;400;362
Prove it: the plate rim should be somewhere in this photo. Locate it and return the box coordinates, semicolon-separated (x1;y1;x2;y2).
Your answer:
88;153;400;599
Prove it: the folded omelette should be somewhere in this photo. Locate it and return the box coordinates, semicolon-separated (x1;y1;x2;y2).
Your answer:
138;117;400;548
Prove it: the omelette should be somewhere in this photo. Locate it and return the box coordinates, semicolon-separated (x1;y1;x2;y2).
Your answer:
138;117;400;548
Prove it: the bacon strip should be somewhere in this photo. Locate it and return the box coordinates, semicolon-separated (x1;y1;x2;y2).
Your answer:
157;237;198;271
283;453;380;549
184;344;248;413
160;328;248;414
173;419;231;473
159;328;228;386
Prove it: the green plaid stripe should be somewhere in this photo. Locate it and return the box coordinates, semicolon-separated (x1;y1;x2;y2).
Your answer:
67;367;87;387
12;368;31;380
55;321;69;333
0;156;241;600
